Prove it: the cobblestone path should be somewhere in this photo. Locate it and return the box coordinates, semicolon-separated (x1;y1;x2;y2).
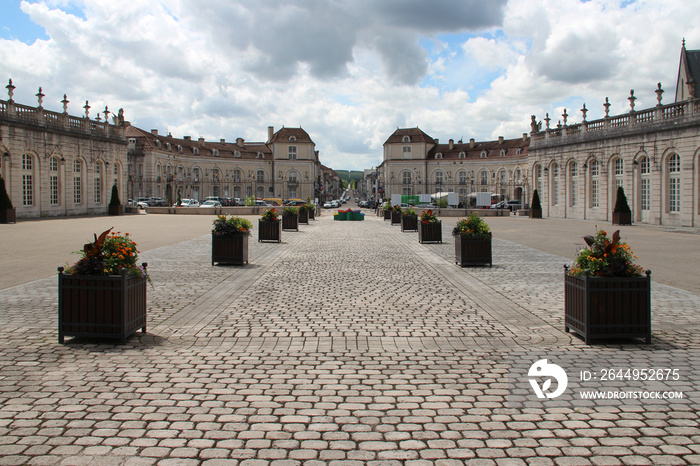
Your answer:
1;213;699;465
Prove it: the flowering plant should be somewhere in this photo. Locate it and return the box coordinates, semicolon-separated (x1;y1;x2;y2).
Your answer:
391;204;402;212
420;209;439;224
261;208;279;222
568;229;644;277
212;215;253;237
283;206;299;216
382;202;392;211
298;203;309;212
65;228;149;281
402;208;416;216
452;213;491;238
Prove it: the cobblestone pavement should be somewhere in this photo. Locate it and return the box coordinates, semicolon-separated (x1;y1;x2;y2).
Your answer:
1;213;700;465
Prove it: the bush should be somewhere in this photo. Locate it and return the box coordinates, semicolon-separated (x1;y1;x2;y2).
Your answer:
109;184;121;207
531;189;542;210
453;213;491;238
437;197;448;208
613;186;631;213
0;177;13;210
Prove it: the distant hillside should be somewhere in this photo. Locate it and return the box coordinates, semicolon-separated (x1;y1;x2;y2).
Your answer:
336;170;364;183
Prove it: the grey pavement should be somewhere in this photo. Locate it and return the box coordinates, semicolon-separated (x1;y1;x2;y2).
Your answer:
1;210;700;465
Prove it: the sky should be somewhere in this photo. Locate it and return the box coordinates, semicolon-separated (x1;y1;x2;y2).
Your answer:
1;0;698;171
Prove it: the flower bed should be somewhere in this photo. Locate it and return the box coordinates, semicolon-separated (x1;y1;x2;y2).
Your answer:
418;210;442;243
212;215;252;265
453;213;492;266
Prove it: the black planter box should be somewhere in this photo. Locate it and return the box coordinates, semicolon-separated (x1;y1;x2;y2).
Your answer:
391;211;402;225
0;208;16;224
282;214;299;231
612;212;632;225
299;209;309;224
58;267;148;344
308;208;315;220
383;210;392;220
258;220;281;242
530;208;542;219
108;204;124;216
401;215;418;232
418;222;442;243
564;271;651;344
212;234;249;265
455;235;492;267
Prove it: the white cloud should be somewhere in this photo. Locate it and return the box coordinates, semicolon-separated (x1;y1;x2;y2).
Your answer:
0;0;697;170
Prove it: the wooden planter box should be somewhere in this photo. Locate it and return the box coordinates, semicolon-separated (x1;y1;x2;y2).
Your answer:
383;210;392;220
108;204;124;216
530;208;542;219
0;208;16;224
401;215;418;232
564;271;651;344
299;209;309;224
308;208;315;220
282;214;299;231
418;222;442;243
455;235;492;267
212;234;249;265
58;266;148;344
391;211;402;225
258;220;281;242
612;211;632;225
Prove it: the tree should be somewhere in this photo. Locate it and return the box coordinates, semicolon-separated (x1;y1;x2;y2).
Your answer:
0;177;13;210
531;189;542;211
109;184;121;207
613;186;631;213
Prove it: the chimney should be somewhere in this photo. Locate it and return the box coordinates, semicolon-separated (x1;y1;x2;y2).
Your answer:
198;137;205;147
498;136;504;144
449;139;454;150
523;133;528;141
434;138;439;145
184;136;191;141
268;126;274;142
151;129;158;136
469;138;475;148
236;137;245;147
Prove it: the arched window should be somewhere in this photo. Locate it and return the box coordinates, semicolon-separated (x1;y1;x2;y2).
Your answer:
459;152;466;159
569;162;578;207
552;163;559;206
458;171;467;185
256;170;265;183
435;170;444;186
613;158;624;190
640;156;650;213
73;159;83;204
49;156;60;206
590;160;600;208
22;154;34;206
480;170;488;186
402;146;411;159
669;154;681;213
233;169;241;183
402;135;411;143
401;171;412;196
288;171;298;198
535;165;542;194
94;162;102;204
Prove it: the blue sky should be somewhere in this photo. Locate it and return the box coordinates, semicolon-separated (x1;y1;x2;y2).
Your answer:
1;0;698;170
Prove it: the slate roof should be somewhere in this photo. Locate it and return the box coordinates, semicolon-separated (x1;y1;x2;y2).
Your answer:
384;127;436;145
427;137;529;160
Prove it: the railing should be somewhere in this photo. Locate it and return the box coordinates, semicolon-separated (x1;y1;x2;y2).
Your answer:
0;98;123;141
531;98;699;145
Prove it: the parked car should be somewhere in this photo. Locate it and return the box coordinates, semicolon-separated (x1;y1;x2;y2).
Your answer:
506;200;522;211
129;199;149;209
323;201;334;208
415;203;438;209
148;197;167;207
490;201;508;209
285;200;306;206
232;198;244;206
173;199;199;207
199;200;222;208
254;200;272;206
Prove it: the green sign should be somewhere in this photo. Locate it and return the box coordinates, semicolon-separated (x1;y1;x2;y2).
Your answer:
401;195;420;205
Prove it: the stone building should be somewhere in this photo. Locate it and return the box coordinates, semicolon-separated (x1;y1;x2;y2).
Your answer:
125;125;329;204
0;80;127;218
377;128;530;205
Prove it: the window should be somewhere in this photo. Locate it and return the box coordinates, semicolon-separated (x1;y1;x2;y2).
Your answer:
480;170;488;186
49;157;59;206
480;151;487;158
288;171;298;184
459;152;466;159
459;171;467;185
570;162;578;207
435;171;444;185
233;169;241;183
500;149;506;157
94;162;102;204
402;146;411;159
288;146;297;160
402;135;411;143
435;153;443;159
256;170;265;184
22;154;33;206
613;158;624;190
73;159;82;204
499;170;507;185
289;135;297;142
669;154;680;213
234;150;241;158
193;167;200;182
590;160;599;208
552;164;559;206
402;171;411;185
640;157;650;212
536;165;542;194
212;169;220;183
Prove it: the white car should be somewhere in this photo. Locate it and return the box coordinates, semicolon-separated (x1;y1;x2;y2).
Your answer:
199;200;222;208
173;199;200;207
323;201;334;208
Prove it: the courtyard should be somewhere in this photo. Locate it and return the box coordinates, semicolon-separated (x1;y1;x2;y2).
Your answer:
0;210;699;465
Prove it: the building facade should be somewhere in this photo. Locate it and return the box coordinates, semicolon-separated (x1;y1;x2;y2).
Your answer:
377;128;530;205
0;81;127;218
125;125;330;205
